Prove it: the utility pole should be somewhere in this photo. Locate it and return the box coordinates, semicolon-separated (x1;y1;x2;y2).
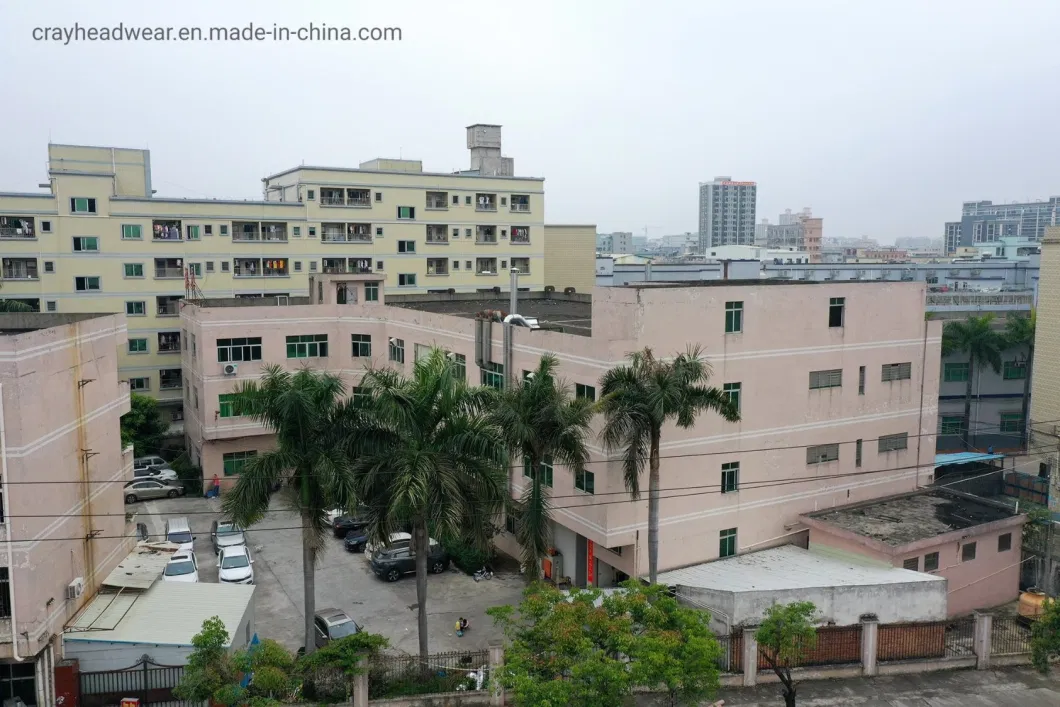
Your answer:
503;268;520;389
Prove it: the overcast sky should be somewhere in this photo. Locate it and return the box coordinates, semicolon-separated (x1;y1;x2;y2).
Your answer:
2;0;1058;243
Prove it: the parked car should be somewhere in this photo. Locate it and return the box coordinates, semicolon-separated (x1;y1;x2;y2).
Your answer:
332;515;369;538
134;455;169;472
124;479;184;504
165;517;195;552
162;551;199;583
313;609;361;649
371;542;449;581
218;544;254;585
364;532;411;558
211;520;246;554
344;531;368;553
133;465;179;482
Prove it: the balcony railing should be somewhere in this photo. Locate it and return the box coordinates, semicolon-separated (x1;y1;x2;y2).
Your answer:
155;267;184;279
2;265;39;280
476;202;498;212
322;232;372;243
0;228;35;239
159;374;183;390
347;197;371;208
511;231;531;244
157;302;180;317
158;339;181;353
926;292;1035;308
510;203;530;212
426;233;449;244
426;200;447;210
233;231;288;242
476;236;498;244
321;195;345;206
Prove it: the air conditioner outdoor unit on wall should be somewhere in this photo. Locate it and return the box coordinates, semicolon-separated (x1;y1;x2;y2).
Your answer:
66;577;84;600
223;363;239;376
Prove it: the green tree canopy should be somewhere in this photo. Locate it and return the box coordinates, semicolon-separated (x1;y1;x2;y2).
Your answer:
120;392;168;454
174;617;238;703
1032;597;1060;674
756;601;819;707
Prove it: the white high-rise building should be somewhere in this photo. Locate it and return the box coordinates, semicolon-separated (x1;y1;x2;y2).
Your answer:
698;176;757;250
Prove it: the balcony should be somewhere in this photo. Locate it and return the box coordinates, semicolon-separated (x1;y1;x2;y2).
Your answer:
153;219;182;241
2;258;39;280
425;225;449;244
476;226;498;244
234;258;289;277
510;196;530;213
926;290;1035;312
427;258;449;276
159;368;183;390
157;331;181;353
511;226;530;244
322;223;372;243
323;257;373;274
156;296;181;317
232;221;289;242
320;188;371;207
475;194;498;212
154;259;185;279
476;258;498;275
0;216;36;239
426;191;448;210
511;258;530;274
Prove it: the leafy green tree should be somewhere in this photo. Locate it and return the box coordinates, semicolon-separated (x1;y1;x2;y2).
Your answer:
756;601;819;707
354;348;508;663
492;353;596;579
942;315;1005;449
1004;310;1036;448
1032;597;1060;673
295;632;389;702
174;617;238;703
222;366;362;654
489;582;721;707
120;393;168;454
600;346;740;583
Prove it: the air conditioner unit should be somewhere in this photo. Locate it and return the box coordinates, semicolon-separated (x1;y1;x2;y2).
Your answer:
223;363;238;376
66;577;84;600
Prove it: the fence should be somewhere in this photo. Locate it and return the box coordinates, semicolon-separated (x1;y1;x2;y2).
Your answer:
79;658;192;707
731;624;863;671
368;650;490;699
992;615;1033;655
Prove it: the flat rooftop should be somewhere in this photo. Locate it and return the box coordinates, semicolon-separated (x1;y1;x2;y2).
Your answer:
805;489;1015;547
627;278;921;289
0;312;113;335
387;292;592;337
655;545;941;592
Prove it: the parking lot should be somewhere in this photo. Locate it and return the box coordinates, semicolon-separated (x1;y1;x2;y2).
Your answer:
135;494;525;654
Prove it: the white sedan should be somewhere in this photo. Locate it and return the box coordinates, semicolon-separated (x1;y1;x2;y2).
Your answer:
162;552;199;583
218;544;255;585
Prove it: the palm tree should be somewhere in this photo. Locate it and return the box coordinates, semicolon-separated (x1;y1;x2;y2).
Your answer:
942;315;1005;450
1004;310;1036;448
222;366;361;654
600;346;740;584
492;353;596;579
353;348;508;662
0;300;33;312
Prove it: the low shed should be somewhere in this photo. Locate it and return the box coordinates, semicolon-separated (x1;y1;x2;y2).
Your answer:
63;581;255;672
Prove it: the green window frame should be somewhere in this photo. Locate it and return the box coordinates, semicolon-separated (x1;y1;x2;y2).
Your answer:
70;197;96;213
481;361;504;390
389;337;405;364
189;263;202;277
127;338;148;354
1003;361;1027;380
125;301;145;316
575;469;595;494
73;236;99;252
940;415;965;435
999;412;1024;434
575;383;596;402
943;362;970;382
218;393;239;418
719;528;737;558
124;263;144;278
351;334;372;357
723;382;741;413
523;456;553;488
75;276;101;291
186;225;201;240
121;224;142;239
725;301;743;333
222;450;257;476
365;282;379;302
721;462;739;493
217;337;263;362
450;352;466;380
397;206;415;220
128;377;149;391
286;334;328;359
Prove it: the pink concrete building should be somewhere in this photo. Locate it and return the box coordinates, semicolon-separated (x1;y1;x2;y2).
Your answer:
0;312;134;705
801;489;1027;616
182;275;941;589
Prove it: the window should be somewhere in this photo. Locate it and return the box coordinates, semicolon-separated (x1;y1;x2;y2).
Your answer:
961;542;977;562
858;365;866;395
375;192;382;202
465;229;472;237
575;469;595;494
940;415;965;434
501;196;507;206
576;383;596;402
220;225;229;235
128;338;148;354
218;393;240;418
723;382;741;413
46;300;57;312
944;362;970;382
122;224;142;239
465;196;472;205
809;369;842;390
73;236;99;252
351;334;372;357
75;276;101;291
998;532;1012;552
725;301;743;333
389;337;405;364
376;261;384;271
223;450;257;476
505;514;516;534
294;261;302;272
206;261;215;273
877;432;908;453
398;240;416;253
189;263;202;277
902;557;919;571
204;225;213;236
308;227;317;237
1003;360;1027;380
924;552;940;571
881;362;912;381
70;197;97;213
309;261;318;272
855;439;863;467
126;300;146;316
43;261;54;273
293;226;301;237
307;189;316;201
481;361;504;389
365;283;379;302
124;263;144;278
1000;412;1024;434
41;220;52;233
397;206;415;220
523;456;553;487
217;337;263;362
186;225;200;240
414;343;431;362
450;352;466;380
719;528;737;558
399;274;417;287
828;297;845;327
453;260;460;270
807;443;840;464
376;227;384;236
129;377;150;391
221;261;231;272
287;334;328;358
0;568;10;618
721;462;739;493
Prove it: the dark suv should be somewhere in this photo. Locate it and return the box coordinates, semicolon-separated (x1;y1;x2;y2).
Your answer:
370;543;449;581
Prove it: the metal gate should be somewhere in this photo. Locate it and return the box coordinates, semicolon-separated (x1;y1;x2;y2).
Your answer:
79;656;194;707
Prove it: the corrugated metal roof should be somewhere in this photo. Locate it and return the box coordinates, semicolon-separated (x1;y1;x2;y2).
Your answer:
65;582;254;647
101;544;181;590
935;452;1005;467
654;545;944;593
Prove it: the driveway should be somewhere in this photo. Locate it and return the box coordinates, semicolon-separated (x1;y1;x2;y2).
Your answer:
134;493;525;654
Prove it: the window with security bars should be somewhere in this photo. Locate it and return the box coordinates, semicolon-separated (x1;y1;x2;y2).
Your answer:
944;362;969;382
721;462;739;493
809;369;842;390
902;557;919;571
807;443;840;464
877;432;908;453
940;415;965;434
924;552;939;571
1003;361;1027;380
999;412;1024;434
286;334;328;358
351;334;372;357
881;362;912;382
217;337;262;362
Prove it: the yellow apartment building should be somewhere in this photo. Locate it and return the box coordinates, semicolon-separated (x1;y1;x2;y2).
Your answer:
0;124;591;427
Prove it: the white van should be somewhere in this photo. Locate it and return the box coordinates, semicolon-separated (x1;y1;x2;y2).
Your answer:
363;532;439;560
165;517;195;552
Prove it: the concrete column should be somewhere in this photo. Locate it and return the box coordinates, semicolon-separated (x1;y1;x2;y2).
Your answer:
353;670;368;707
742;627;758;687
974;612;993;670
489;641;505;706
861;617;879;676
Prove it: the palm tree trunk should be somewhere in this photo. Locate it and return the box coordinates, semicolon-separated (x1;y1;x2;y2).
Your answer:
413;520;430;664
648;427;661;584
301;511;317;654
1021;347;1033;449
963;354;975;451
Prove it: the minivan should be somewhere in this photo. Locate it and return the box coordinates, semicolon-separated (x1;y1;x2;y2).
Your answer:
165;517;194;551
134;456;169;471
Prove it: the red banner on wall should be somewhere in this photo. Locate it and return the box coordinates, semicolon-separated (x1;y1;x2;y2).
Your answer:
586;539;595;585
